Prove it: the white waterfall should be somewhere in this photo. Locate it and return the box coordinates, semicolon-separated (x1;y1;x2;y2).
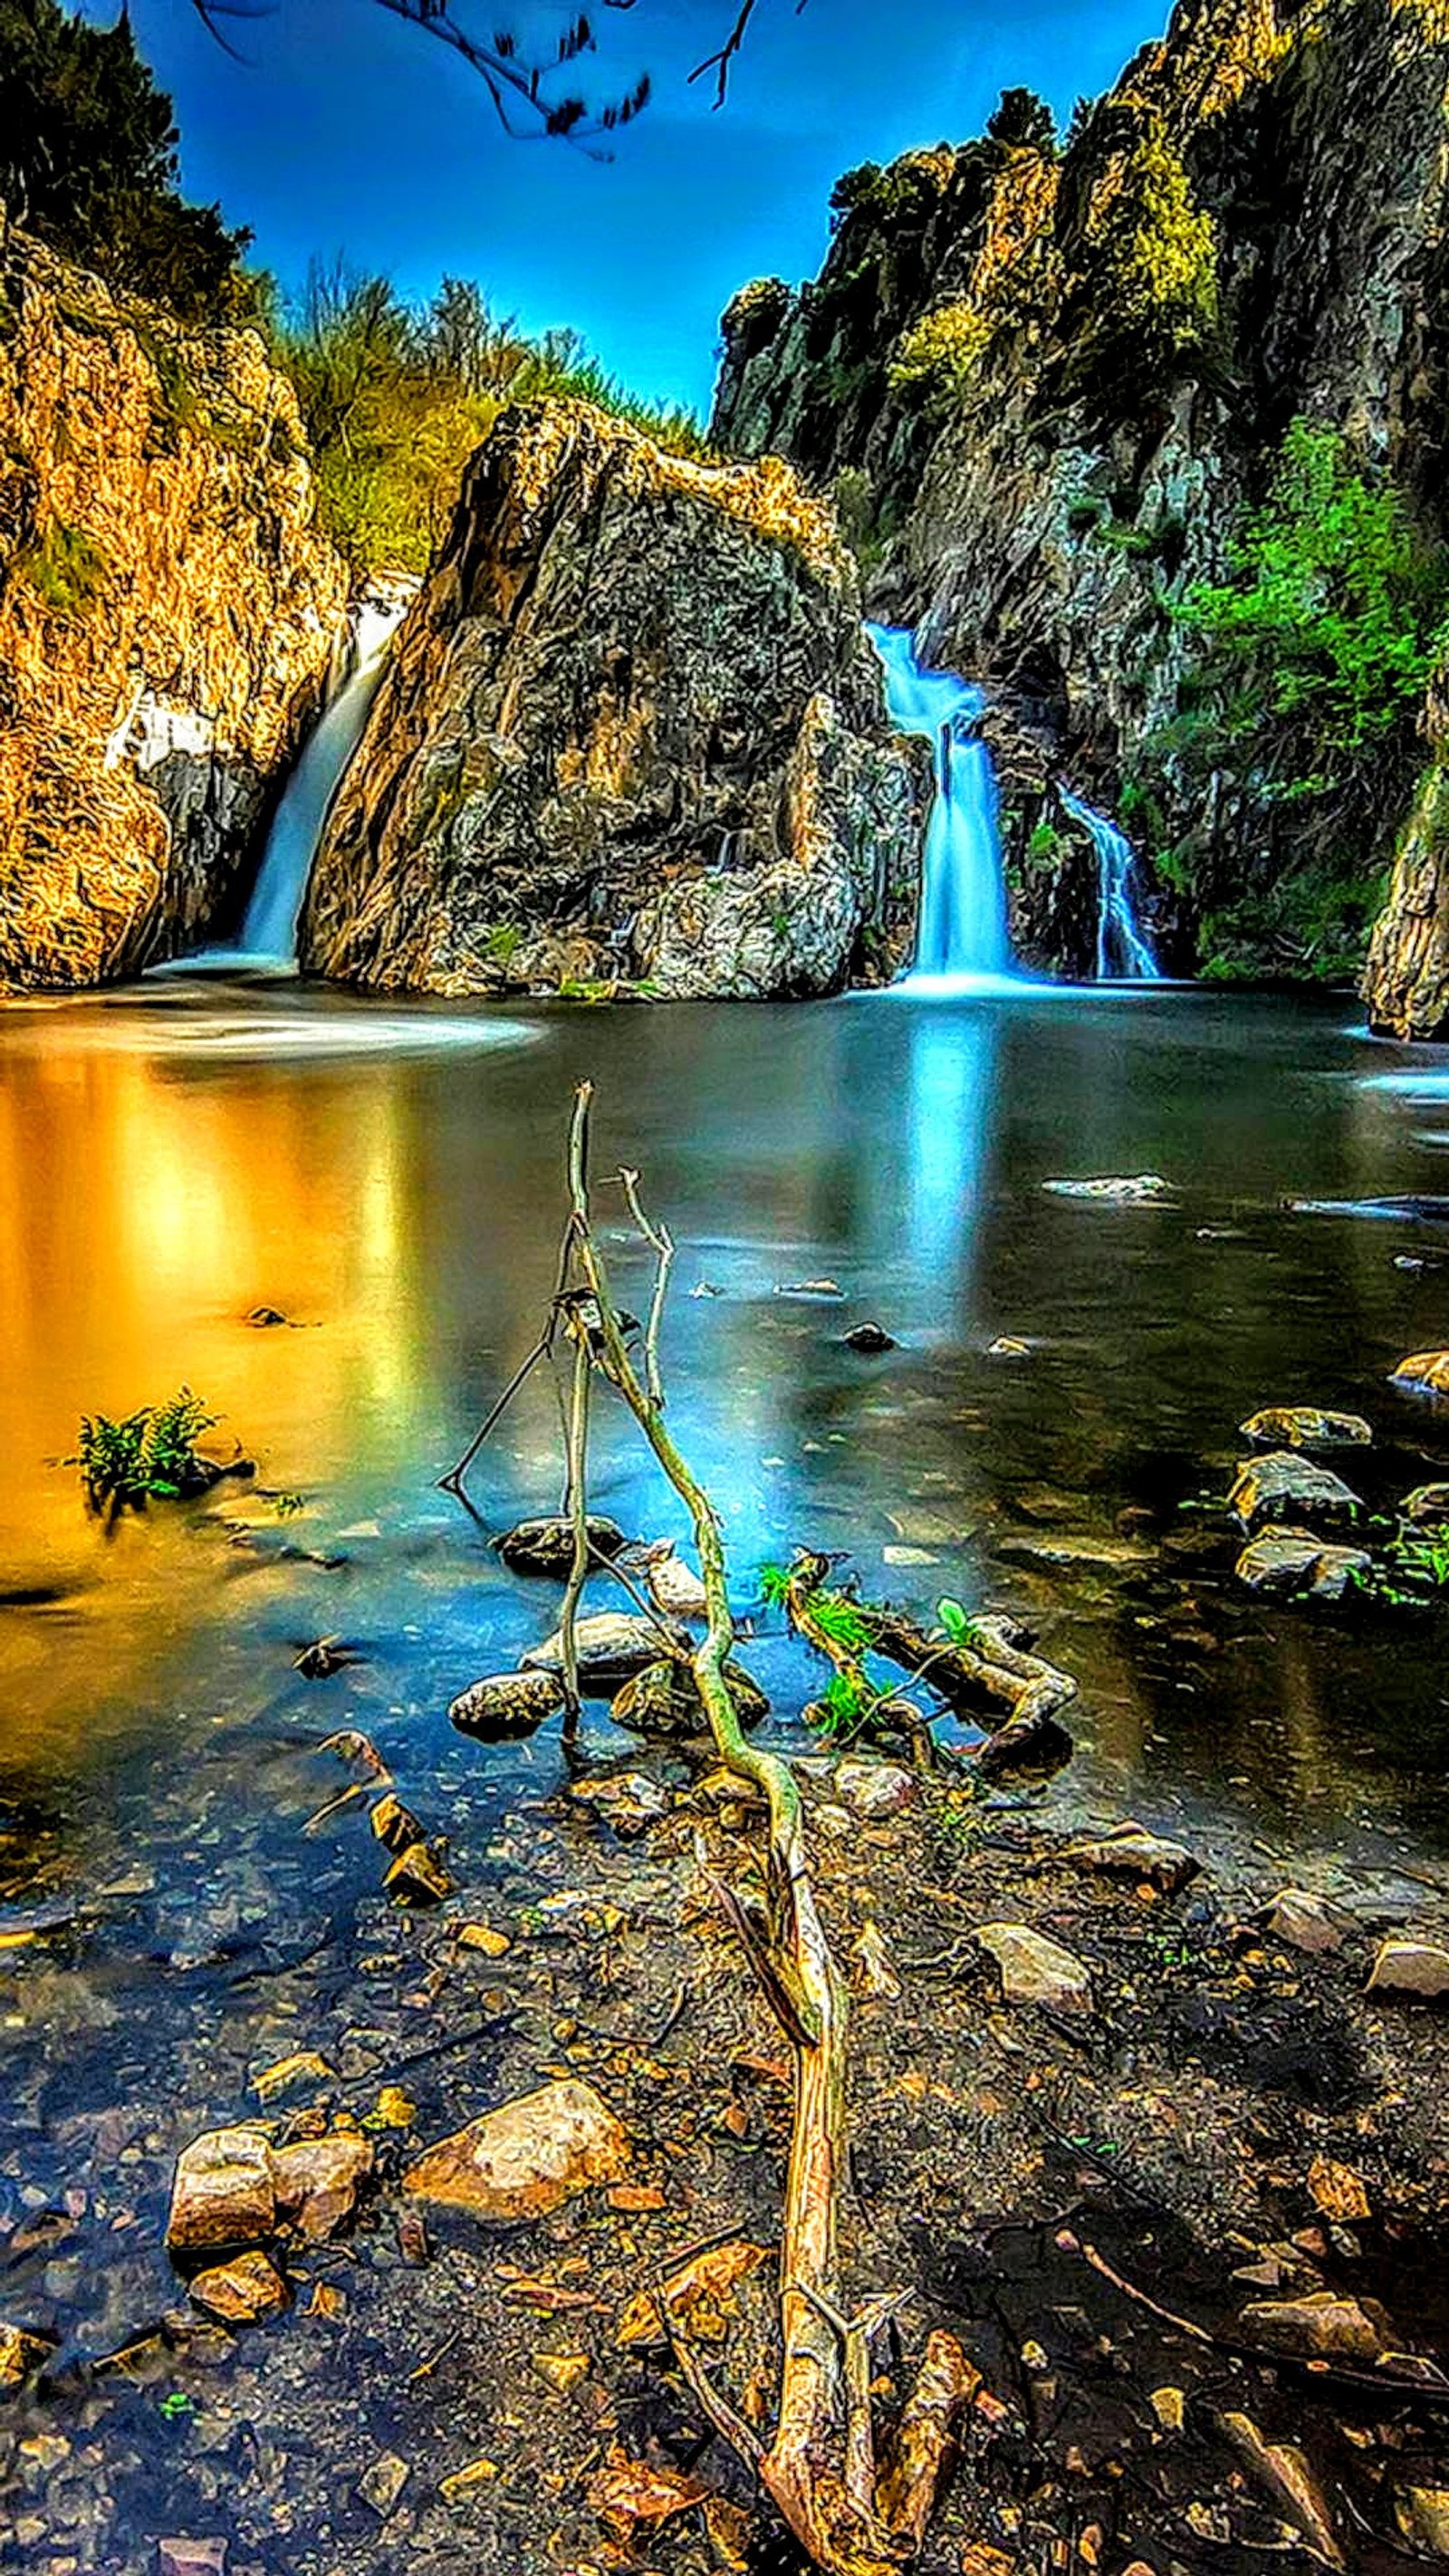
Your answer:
237;597;406;966
1059;787;1161;982
867;623;1012;986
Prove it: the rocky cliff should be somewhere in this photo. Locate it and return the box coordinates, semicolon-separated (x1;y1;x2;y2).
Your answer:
0;223;347;990
1366;661;1449;1038
712;0;1449;995
301;400;923;1000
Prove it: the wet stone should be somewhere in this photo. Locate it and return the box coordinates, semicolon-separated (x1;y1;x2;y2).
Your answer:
974;1922;1093;2014
571;1772;671;1836
641;1543;709;1621
1068;1822;1199;1892
251;2051;333;2107
1228;1452;1363;1535
1240;2290;1389;2363
1042;1173;1170;1201
1234;1530;1371;1600
383;1841;454;1904
1404;1483;1449;1526
269;2130;372;2239
166;2127;275;2262
834;1759;916;1818
158;2544;228;2576
1390;1349;1449;1399
494;1515;628;1576
522;1611;687;1690
1258;1888;1348;1956
0;2323;56;2391
188;2249;289;2327
1396;2487;1449;2554
403;2077;630;2221
841;1321;897;1352
1366;1935;1449;2001
357;2452;410;2519
1240;1406;1373;1449
449;1668;565;1742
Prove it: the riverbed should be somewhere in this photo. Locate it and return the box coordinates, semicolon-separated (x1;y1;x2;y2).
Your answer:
3;976;1449;2570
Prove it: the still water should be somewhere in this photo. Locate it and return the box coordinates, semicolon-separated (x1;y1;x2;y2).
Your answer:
3;976;1449;1860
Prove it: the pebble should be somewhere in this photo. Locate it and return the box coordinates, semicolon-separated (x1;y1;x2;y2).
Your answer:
1240;2289;1388;2362
356;2453;410;2519
188;2250;289;2327
1390;1349;1449;1398
973;1922;1093;2014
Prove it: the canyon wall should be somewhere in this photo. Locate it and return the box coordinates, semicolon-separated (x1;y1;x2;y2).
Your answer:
0;223;347;991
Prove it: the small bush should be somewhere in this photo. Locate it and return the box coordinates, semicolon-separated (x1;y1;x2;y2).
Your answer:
72;1387;219;1519
888;302;991;410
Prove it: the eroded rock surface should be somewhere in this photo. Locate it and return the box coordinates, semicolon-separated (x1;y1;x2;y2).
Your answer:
0;225;345;989
300;401;923;998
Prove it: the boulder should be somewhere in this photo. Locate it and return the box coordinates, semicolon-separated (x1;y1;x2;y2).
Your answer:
1256;1888;1349;1956
1366;1935;1449;2000
642;1544;710;1622
1390;1350;1449;1399
1227;1452;1363;1534
1234;1530;1371;1600
522;1612;687;1692
1068;1822;1198;1892
1239;1407;1372;1449
974;1922;1093;2014
494;1516;629;1576
450;1669;566;1741
269;2131;373;2240
166;2126;275;2262
402;2078;630;2221
187;2249;289;2326
610;1658;768;1738
842;1322;897;1352
299;402;922;999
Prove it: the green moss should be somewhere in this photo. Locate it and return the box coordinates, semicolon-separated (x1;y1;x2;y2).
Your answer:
14;518;110;619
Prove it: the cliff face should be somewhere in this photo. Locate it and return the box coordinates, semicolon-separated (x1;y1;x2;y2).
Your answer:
301;401;923;1000
1365;666;1449;1038
712;0;1449;991
0;225;347;990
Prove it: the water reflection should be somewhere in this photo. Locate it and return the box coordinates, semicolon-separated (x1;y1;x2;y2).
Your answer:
897;995;1000;1295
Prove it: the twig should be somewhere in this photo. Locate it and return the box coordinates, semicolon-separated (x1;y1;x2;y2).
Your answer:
619;1165;674;1410
407;2327;461;2386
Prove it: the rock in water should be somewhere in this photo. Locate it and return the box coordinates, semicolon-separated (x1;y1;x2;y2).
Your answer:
494;1516;629;1576
166;2128;275;2261
974;1922;1093;2014
1068;1822;1198;1892
1234;1531;1371;1600
188;2249;289;2327
402;2079;630;2221
449;1670;565;1741
298;403;922;998
1227;1452;1363;1534
1390;1350;1449;1399
521;1612;686;1692
641;1543;710;1621
1239;1407;1372;1449
1239;2291;1389;2364
609;1658;769;1737
269;2132;373;2240
0;2323;56;2392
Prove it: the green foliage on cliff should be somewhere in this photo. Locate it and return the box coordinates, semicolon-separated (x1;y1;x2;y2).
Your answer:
0;0;254;323
1082;116;1218;363
1179;419;1448;766
888;302;991;409
274;266;709;575
14;516;108;618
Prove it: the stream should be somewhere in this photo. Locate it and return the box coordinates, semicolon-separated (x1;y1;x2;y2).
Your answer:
3;975;1449;2566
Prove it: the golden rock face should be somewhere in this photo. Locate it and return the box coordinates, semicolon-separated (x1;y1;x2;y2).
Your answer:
0;227;348;991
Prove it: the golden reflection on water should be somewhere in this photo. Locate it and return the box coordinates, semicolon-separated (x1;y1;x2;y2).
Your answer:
0;1033;436;1764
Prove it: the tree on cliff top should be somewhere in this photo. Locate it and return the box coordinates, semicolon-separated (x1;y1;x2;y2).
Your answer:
0;0;254;320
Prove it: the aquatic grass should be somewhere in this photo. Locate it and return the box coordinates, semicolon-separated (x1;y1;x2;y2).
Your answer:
72;1386;218;1519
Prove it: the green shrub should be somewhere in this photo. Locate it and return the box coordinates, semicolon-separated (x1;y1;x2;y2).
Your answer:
888;302;990;410
1178;418;1449;764
72;1387;219;1520
15;518;109;619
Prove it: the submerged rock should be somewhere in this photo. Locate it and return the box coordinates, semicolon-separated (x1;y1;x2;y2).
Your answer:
1240;1407;1373;1450
299;402;922;998
449;1670;566;1741
842;1321;898;1352
166;2127;275;2262
0;2323;56;2393
1239;2290;1389;2364
1042;1175;1170;1202
403;2078;630;2221
1227;1451;1363;1535
188;2249;289;2327
974;1922;1092;2014
1234;1530;1371;1601
571;1772;672;1836
522;1612;686;1691
269;2131;373;2240
494;1516;629;1576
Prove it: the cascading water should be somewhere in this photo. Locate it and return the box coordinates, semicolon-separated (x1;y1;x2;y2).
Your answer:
1059;787;1161;982
867;623;1012;985
235;597;406;966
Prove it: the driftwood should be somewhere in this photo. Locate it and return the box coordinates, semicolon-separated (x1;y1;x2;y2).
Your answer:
784;1552;1075;1778
457;1085;974;2574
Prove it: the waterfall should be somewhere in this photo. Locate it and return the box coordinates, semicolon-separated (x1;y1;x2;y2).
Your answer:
867;623;1012;985
1059;787;1161;982
236;596;406;967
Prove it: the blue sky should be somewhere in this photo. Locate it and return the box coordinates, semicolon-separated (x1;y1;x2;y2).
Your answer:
105;0;1168;412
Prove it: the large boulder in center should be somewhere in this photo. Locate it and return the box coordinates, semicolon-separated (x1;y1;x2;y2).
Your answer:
299;401;923;998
